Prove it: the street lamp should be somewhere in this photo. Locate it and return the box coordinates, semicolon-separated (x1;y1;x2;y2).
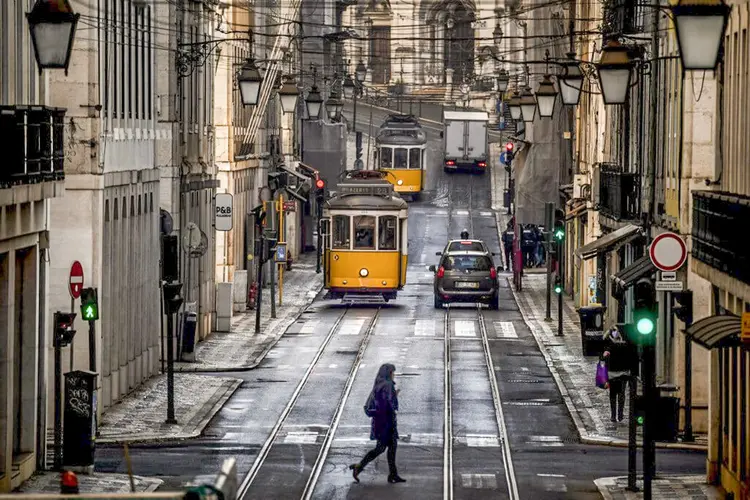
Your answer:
519;86;537;123
355;60;367;84
326;91;344;121
237;59;263;106
596;40;634;105
557;53;584;105
508;90;522;120
26;0;80;74
305;84;323;120
342;76;356;99
278;81;299;114
493;24;503;46
670;0;731;71
497;69;510;93
535;75;558;118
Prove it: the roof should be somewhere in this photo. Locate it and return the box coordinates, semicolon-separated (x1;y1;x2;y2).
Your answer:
442;250;491;257
325;194;408;210
612;255;657;290
684;314;742;350
443;110;489;121
575;224;643;260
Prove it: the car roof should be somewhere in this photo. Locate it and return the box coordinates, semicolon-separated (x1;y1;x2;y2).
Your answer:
442;250;491;257
447;239;485;243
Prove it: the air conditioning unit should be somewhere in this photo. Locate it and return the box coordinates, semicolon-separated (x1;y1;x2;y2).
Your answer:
573;173;589;199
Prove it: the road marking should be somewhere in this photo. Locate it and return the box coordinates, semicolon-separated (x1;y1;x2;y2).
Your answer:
527;435;564;447
465;434;500;447
461;473;498;489
300;320;319;334
339;318;365;335
537;473;566;478
328;364;338;369
494;321;518;338
283;431;319;444
454;209;469;216
479;211;493;217
415;319;436;336
453;320;476;337
443;308;453;500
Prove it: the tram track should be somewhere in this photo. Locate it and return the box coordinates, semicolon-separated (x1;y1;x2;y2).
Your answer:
443;306;454;500
237;306;381;500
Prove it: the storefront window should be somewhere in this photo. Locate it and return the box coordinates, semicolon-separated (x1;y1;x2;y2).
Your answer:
379;216;397;250
394;148;408;169
354;215;376;249
332;215;350;249
380;147;393;169
409;148;421;169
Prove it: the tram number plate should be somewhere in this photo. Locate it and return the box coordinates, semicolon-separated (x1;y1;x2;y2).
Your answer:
455;282;479;289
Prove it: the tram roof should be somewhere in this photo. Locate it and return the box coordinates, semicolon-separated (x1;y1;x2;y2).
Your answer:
325;194;408;210
380;113;422;128
375;134;426;146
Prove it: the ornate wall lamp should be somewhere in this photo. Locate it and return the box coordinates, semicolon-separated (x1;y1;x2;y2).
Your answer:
26;0;80;74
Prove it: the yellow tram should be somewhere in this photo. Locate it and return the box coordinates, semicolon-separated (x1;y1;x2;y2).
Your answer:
322;170;408;303
374;114;427;201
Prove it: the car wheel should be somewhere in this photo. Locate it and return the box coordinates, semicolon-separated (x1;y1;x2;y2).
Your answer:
489;295;499;310
434;295;443;309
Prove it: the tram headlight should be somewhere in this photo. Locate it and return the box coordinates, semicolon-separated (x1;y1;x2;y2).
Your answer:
397;179;403;185
359;268;369;277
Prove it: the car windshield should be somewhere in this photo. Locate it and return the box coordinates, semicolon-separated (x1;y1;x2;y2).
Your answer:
442;255;492;272
447;241;485;252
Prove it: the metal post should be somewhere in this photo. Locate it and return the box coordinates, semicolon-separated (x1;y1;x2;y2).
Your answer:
278;196;284;306
544;203;554;321
316;202;322;273
642;343;656;499
557;239;563;336
683;331;694;441
88;320;96;372
53;325;62;471
166;304;176;424
627;346;639;491
255;232;264;334
269;200;277;319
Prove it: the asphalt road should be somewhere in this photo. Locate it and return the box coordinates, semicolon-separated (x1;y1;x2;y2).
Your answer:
95;115;706;499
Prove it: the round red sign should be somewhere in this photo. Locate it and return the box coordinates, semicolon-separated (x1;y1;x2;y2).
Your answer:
649;232;687;272
69;261;84;299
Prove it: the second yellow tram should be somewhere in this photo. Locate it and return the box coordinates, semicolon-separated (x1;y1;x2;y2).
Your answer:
322;170;408;303
373;114;427;201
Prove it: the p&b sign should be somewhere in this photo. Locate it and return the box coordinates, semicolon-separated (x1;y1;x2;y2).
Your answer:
215;193;233;231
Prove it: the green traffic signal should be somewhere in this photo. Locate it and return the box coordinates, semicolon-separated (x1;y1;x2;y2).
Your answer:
554;284;562;294
83;304;97;320
636;415;644;425
79;287;99;321
636;316;655;335
554;228;565;240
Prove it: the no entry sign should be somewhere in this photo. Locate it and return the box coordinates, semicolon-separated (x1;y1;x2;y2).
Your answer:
69;261;84;299
649;232;687;272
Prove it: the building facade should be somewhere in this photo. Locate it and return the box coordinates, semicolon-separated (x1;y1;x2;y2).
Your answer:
0;0;65;490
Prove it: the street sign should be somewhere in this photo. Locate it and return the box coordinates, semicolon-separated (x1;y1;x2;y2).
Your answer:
215;193;233;231
500;151;509;164
283;201;296;212
275;243;287;263
655;280;684;292
649;232;687;272
741;312;750;344
660;271;677;281
69;261;84;299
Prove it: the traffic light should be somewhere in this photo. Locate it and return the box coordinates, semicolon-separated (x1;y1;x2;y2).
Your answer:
54;312;77;347
285;178;311;202
553;208;565;241
161;234;179;282
263;238;278;263
672;290;693;324
250;205;266;228
80;287;99;321
554;275;562;294
268;171;288;193
163;282;184;315
504;142;514;166
633;394;646;426
315;178;325;202
633;277;657;340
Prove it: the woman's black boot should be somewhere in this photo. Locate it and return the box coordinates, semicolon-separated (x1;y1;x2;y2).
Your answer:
349;464;362;483
388;474;406;483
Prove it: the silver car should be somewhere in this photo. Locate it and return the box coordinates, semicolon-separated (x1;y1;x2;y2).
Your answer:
429;250;500;309
437;239;492;255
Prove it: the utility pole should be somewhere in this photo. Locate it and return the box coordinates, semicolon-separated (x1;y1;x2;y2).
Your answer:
162;282;183;424
627;345;639;491
255;229;265;335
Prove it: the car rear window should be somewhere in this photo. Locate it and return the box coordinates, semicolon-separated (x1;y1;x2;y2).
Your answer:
447;241;485;252
441;255;492;271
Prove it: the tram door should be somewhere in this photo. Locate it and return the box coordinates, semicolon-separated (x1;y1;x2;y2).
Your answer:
321;218;331;281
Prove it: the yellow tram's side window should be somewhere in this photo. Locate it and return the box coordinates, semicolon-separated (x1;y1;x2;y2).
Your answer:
379;215;397;250
394;148;408;169
353;215;376;250
332;215;350;250
380;147;393;169
409;148;421;170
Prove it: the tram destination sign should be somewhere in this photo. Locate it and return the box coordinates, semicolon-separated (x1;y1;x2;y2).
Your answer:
339;183;393;196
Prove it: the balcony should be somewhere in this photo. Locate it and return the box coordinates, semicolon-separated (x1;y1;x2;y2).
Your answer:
692;191;750;286
598;165;639;221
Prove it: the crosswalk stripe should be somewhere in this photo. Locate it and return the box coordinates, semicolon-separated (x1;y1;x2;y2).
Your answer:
339;319;365;335
283;431;318;444
414;319;436;336
494;321;518;338
453;320;476;337
300;320;319;334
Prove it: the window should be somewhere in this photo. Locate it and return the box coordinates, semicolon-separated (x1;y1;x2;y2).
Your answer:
378;216;397;250
394;148;408;169
447;241;484;252
441;254;492;271
353;215;376;249
409;148;421;169
332;215;350;249
380;147;392;168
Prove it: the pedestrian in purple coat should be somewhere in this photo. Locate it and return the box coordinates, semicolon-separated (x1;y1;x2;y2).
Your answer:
349;363;406;484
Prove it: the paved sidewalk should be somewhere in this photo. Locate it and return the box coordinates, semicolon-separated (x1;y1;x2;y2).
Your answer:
174;253;322;372
595;475;723;499
17;471;162;494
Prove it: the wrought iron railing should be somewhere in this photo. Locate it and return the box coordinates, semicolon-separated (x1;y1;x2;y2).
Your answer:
692;191;750;285
598;166;639;220
0;105;66;187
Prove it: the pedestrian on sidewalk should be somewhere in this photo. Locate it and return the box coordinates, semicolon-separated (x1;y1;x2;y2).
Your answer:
502;222;514;271
601;326;628;422
350;363;406;484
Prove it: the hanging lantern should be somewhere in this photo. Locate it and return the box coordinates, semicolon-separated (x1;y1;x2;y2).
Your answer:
278;81;299;114
557;53;584;105
596;40;634;105
535;75;558;118
342;76;356;99
26;0;80;74
519;87;537;123
326;92;344;120
496;69;510;93
305;84;323;119
355;60;368;83
671;0;731;71
493;23;503;46
508;91;522;120
237;59;264;106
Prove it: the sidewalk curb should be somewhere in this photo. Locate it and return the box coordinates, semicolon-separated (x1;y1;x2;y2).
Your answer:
97;378;242;445
505;278;707;452
173;281;323;373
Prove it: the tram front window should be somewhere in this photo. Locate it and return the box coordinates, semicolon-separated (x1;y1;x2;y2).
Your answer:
380;147;393;169
353;215;376;249
394;148;408;169
409;148;421;169
379;216;397;250
332;215;350;249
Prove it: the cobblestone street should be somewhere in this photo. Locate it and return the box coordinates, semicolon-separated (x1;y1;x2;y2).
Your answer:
595;475;722;499
17;472;162;495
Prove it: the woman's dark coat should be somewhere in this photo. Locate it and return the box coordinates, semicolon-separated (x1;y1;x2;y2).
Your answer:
369;364;399;442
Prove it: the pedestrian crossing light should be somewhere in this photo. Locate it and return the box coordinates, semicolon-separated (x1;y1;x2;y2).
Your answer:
554;276;562;294
633;277;657;342
79;287;99;321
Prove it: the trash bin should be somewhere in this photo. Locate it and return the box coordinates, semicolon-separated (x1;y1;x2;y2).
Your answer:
578;306;606;356
181;311;198;361
654;385;681;442
63;370;98;467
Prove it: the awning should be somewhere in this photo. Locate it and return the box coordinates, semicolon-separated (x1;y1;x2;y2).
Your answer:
574;224;644;261
684;315;742;350
611;255;657;289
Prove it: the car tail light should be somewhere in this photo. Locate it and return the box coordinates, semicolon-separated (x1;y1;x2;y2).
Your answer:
490;267;497;279
478;161;486;167
446;160;455;166
437;266;445;278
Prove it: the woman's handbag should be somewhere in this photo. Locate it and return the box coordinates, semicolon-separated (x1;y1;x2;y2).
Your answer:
596;361;609;389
